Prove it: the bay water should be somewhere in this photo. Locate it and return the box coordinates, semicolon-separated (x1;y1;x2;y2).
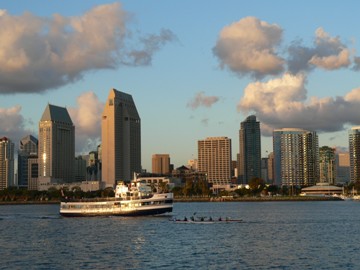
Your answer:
1;201;360;269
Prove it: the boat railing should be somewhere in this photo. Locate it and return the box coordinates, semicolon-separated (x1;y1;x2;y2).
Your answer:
61;197;121;203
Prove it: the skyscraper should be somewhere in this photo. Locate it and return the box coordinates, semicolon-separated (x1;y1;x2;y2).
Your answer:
319;146;336;184
152;154;170;175
101;88;141;186
198;137;232;186
0;137;14;190
273;128;319;186
38;104;75;183
349;126;360;182
18;135;38;188
238;115;261;184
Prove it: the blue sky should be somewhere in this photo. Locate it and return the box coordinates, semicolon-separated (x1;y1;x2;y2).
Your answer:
1;1;360;171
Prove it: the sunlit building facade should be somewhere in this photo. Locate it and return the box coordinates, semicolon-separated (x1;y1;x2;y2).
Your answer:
238;115;261;184
273;128;319;186
349;126;360;182
0;137;14;190
198;137;232;185
101;89;141;186
38;104;75;183
152;154;170;175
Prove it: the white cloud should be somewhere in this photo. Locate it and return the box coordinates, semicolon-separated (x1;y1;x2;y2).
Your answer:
0;3;175;94
68;91;104;154
288;27;352;73
0;106;34;144
238;73;360;135
213;16;284;79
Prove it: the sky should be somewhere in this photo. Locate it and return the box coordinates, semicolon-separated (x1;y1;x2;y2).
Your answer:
1;1;360;172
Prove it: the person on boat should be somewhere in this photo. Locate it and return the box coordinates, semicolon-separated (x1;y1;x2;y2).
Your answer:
184;217;187;221
209;216;213;221
190;216;194;221
218;217;222;221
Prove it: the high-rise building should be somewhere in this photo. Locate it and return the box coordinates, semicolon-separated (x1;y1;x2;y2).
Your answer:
38;104;75;183
336;152;350;184
152;154;170;175
18;135;38;188
273;128;319;186
0;137;14;190
101;88;141;186
267;152;274;185
319;146;336;184
238;115;261;184
349;126;360;182
198;137;232;186
28;155;39;190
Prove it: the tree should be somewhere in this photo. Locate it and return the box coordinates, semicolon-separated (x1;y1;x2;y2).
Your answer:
248;177;265;196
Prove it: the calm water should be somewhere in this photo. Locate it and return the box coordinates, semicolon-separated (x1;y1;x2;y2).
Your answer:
1;201;360;270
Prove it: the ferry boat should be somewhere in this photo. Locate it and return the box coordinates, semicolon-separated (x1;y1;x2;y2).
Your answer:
59;179;173;217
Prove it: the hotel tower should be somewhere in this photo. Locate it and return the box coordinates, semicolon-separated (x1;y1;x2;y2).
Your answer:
101;88;141;186
349;126;360;182
198;137;232;186
0;137;14;190
38;104;75;183
273;128;319;186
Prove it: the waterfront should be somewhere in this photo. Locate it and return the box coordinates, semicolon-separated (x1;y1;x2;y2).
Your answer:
1;201;360;269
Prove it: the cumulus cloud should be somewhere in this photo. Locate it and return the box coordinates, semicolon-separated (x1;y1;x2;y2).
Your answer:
213;16;284;79
288;28;351;74
238;73;360;135
0;3;175;94
0;106;34;145
187;92;220;110
68;91;104;154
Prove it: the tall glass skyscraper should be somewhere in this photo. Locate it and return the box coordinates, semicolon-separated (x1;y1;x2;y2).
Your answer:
238;115;261;184
38;104;75;183
0;137;14;190
101;88;141;186
273;128;319;186
18;135;38;188
319;146;336;184
349;126;360;182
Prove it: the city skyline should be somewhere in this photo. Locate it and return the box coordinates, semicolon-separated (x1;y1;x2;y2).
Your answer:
2;1;360;171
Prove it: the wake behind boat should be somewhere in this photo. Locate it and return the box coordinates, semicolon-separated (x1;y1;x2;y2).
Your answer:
60;179;173;217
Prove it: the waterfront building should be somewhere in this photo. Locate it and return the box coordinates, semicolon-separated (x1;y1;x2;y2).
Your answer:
87;151;101;181
349;127;360;182
38;104;75;183
101;88;141;186
74;156;87;182
18;135;38;188
261;157;269;184
198;137;232;186
152;154;170;175
187;159;198;170
28;155;39;190
336;152;350;184
273;128;319;186
319;146;336;184
0;137;14;190
238;115;261;184
267;152;274;185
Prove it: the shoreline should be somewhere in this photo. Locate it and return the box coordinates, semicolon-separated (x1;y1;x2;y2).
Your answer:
0;196;343;205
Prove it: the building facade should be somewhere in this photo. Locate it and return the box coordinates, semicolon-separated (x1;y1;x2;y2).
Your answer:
238;115;261;184
319;146;336;184
28;155;39;190
18;135;38;188
273;128;319;186
0;137;14;190
198;137;232;186
38;104;75;183
152;154;170;175
101;88;141;186
336;152;350;184
349;127;360;182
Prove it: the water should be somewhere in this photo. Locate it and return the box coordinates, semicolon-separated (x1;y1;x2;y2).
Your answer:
1;201;360;270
